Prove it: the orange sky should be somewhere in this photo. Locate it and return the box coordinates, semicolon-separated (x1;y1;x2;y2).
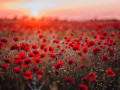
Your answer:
0;0;120;20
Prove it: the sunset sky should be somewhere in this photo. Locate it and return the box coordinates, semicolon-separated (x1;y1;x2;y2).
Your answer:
0;0;120;20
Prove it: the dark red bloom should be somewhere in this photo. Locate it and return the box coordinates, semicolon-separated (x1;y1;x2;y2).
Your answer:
78;84;88;90
24;71;33;79
10;44;19;50
49;46;54;52
34;58;41;64
40;44;46;50
22;59;32;67
39;34;43;38
87;40;95;47
32;66;39;72
68;59;74;65
32;50;40;57
88;72;96;82
106;69;116;77
1;64;9;70
65;77;74;84
14;67;21;74
28;53;34;57
20;43;30;52
37;70;43;78
54;61;64;69
49;53;56;58
14;58;23;65
32;45;38;49
13;37;19;42
1;38;9;44
17;52;26;59
4;58;12;63
102;54;109;62
40;53;46;58
83;47;88;53
93;48;101;55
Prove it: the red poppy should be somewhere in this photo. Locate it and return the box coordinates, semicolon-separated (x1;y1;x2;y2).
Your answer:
83;47;88;53
49;46;54;52
78;84;88;90
102;54;109;62
1;38;9;44
87;40;95;47
49;53;56;58
24;71;33;79
93;48;101;55
10;44;19;50
34;58;41;64
54;61;64;69
14;67;21;74
4;58;12;63
13;37;19;42
14;58;23;65
68;59;74;65
106;69;116;77
39;34;43;38
40;53;46;58
40;44;46;50
32;45;38;49
32;66;39;72
37;70;43;78
22;59;32;67
17;52;26;59
32;50;40;57
20;43;30;52
65;77;74;84
1;64;9;70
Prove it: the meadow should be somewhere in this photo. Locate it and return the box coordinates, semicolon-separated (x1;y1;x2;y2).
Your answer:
0;18;120;90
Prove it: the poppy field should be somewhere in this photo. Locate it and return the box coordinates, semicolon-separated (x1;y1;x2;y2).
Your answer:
0;18;120;90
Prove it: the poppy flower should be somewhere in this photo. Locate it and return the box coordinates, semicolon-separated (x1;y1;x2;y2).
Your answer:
32;50;40;57
17;52;26;59
14;67;21;74
13;37;19;42
40;44;46;50
32;66;39;72
102;54;109;62
1;38;9;44
14;58;23;65
68;59;74;65
106;69;116;77
20;43;30;52
24;71;33;79
39;34;43;38
54;61;64;69
1;64;9;70
49;53;56;58
78;84;88;90
10;44;19;50
93;48;101;55
83;47;88;53
49;46;54;52
65;77;74;84
40;53;46;58
34;58;41;64
22;59;32;67
32;45;38;49
37;70;43;78
4;58;12;63
28;53;34;57
87;40;95;47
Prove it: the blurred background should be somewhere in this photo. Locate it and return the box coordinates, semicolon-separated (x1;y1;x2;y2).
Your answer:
0;0;120;20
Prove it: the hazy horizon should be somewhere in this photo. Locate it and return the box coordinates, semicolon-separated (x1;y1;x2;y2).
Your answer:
0;0;120;20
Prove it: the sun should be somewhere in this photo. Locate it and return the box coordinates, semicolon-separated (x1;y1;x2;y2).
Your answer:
30;9;40;17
